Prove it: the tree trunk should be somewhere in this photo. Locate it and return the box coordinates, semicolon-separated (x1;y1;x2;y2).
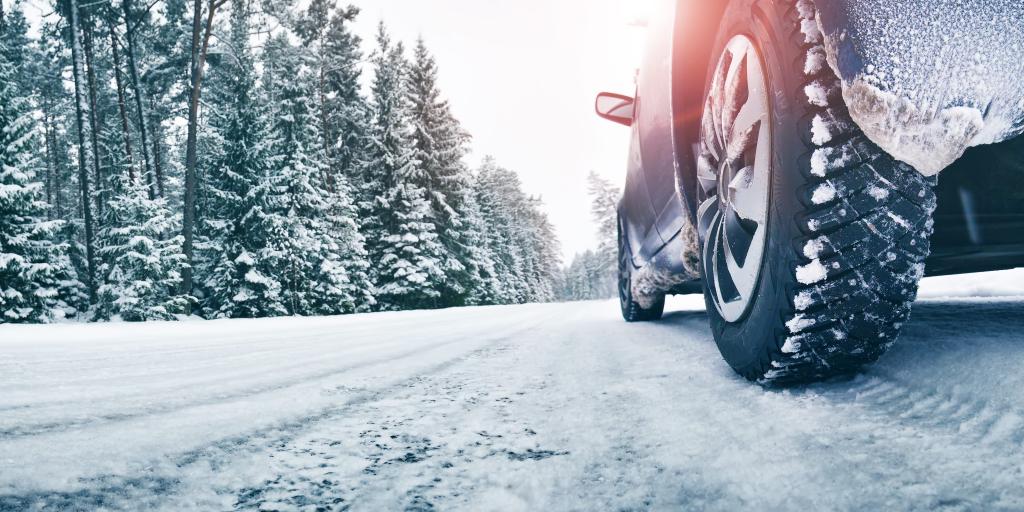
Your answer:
82;20;104;217
181;0;221;295
49;117;64;220
109;19;136;185
122;0;156;199
318;49;335;192
66;0;97;302
149;99;165;197
42;111;54;212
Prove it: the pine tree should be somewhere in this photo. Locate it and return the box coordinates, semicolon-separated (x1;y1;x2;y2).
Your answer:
265;32;371;315
406;38;493;306
474;157;561;304
364;24;447;311
474;158;528;304
457;191;501;305
587;171;620;297
197;0;286;318
0;38;78;323
95;176;189;321
561;250;614;301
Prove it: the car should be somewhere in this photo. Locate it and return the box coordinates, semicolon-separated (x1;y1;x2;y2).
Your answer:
595;0;1024;384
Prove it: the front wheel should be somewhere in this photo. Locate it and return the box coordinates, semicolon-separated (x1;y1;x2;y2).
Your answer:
618;219;665;322
696;0;936;384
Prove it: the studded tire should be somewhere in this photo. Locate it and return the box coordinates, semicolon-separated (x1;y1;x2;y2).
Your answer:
697;0;937;384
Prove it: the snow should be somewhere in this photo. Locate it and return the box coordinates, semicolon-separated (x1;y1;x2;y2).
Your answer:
811;183;836;204
866;184;890;201
810;114;833;145
1;270;1024;509
804;46;827;76
810;148;829;177
803;237;826;260
817;0;1024;175
796;258;828;284
839;82;985;176
804;82;830;107
917;268;1024;300
786;314;816;334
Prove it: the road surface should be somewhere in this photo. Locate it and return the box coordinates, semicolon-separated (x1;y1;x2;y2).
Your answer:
1;271;1023;511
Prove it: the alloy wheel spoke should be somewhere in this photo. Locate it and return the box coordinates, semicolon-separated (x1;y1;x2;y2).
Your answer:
697;35;772;322
723;208;758;267
721;52;749;139
697;195;720;239
713;223;741;303
728;165;768;223
697;153;719;193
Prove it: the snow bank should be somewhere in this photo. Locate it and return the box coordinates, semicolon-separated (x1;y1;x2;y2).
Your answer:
816;0;1024;175
917;268;1024;300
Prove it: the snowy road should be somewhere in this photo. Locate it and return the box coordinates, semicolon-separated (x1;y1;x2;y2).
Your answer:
2;271;1024;511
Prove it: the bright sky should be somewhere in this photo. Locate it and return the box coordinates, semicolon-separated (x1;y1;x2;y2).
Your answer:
349;0;651;262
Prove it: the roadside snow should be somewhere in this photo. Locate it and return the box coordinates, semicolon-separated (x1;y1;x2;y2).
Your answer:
917;267;1024;300
1;269;1023;510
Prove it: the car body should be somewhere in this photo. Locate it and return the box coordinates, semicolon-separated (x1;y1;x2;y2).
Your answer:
604;0;1024;299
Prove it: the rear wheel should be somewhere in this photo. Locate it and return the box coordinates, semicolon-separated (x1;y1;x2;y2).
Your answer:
618;219;665;322
696;0;936;384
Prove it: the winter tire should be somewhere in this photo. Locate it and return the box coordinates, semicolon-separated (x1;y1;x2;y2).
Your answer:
619;218;665;322
695;0;936;384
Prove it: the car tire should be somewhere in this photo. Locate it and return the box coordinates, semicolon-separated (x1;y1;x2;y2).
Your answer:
618;218;665;322
695;0;937;384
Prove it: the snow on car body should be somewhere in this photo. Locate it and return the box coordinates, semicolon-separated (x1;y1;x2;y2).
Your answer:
816;0;1024;175
595;0;1024;383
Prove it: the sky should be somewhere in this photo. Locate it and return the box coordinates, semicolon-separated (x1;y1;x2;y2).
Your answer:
348;0;652;262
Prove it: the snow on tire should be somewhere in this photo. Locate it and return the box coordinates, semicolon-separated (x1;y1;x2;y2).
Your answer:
698;0;936;384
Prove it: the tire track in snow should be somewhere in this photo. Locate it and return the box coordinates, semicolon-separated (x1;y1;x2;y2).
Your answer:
0;307;572;511
3;298;1024;511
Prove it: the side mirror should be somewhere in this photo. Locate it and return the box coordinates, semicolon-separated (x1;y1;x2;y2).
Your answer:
595;92;635;127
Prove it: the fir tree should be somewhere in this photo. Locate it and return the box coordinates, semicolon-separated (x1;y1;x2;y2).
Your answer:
265;32;372;315
406;38;493;307
198;0;288;319
474;157;561;304
364;24;447;311
474;158;528;304
95;176;189;321
586;171;620;297
0;39;79;323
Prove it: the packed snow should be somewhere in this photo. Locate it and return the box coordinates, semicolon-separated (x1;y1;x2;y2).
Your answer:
796;258;828;284
2;269;1023;510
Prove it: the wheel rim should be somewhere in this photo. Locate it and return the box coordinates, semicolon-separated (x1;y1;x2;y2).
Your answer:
697;35;772;323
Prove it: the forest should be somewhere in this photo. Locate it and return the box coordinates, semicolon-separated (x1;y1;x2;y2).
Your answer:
0;0;568;323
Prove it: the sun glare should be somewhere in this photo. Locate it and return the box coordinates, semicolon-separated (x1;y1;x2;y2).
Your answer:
619;0;660;27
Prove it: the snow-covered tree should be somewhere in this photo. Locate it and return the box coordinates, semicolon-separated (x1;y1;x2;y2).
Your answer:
560;250;615;301
198;0;288;319
0;39;81;322
95;177;189;321
474;157;561;304
363;24;447;311
265;32;372;315
406;38;494;307
586;171;620;297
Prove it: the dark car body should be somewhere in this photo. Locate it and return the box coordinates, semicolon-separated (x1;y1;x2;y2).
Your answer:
618;0;1024;292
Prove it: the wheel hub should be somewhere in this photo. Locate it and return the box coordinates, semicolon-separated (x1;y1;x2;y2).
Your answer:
696;35;772;323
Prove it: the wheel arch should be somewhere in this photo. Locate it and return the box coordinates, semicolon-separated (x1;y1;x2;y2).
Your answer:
670;0;729;224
